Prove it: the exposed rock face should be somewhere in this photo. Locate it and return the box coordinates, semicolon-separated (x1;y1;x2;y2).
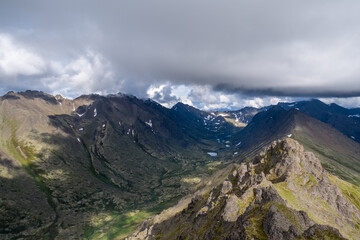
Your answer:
222;194;240;222
221;181;233;195
127;139;360;240
263;205;313;240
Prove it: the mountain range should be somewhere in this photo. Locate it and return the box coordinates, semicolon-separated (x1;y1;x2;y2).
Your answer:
0;90;359;239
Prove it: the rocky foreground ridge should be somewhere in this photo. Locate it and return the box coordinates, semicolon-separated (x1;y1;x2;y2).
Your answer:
128;138;360;240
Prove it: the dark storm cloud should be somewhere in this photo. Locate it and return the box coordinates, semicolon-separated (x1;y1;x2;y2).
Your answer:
150;85;180;105
213;84;360;98
1;0;360;100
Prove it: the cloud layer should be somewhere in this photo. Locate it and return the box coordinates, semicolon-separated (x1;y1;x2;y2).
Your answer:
1;1;360;109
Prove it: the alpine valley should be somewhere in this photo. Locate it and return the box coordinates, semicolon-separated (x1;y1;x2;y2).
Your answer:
1;90;360;240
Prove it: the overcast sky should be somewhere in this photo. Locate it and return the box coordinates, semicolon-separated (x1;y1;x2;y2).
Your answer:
1;0;360;109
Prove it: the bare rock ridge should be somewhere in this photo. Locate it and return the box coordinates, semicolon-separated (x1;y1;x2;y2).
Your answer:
127;139;360;240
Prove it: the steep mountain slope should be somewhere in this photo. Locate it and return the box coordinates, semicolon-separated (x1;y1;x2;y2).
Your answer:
214;106;271;127
229;106;360;186
0;91;226;239
228;106;295;159
278;99;360;143
127;139;360;240
171;102;242;145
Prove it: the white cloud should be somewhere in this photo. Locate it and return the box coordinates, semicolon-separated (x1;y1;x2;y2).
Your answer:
243;98;264;108
146;84;294;110
270;97;282;105
0;33;117;97
0;34;46;77
319;97;360;108
146;83;168;99
41;50;116;97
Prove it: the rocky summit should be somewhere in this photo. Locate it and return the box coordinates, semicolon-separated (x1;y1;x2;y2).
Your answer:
127;139;360;240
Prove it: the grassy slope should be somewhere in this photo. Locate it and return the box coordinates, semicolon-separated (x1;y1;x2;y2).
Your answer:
292;113;360;187
84;161;229;240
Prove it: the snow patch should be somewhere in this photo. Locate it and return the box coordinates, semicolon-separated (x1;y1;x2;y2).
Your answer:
233;152;238;155
235;141;242;147
145;120;153;127
77;112;85;117
348;114;360;118
102;124;106;128
226;145;230;148
287;134;292;138
77;138;81;143
79;128;84;131
93;108;97;117
207;152;217;157
127;129;131;135
204;115;212;121
118;121;122;126
351;136;355;139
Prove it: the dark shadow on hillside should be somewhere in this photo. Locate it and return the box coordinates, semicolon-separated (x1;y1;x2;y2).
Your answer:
0;152;56;239
2;109;209;239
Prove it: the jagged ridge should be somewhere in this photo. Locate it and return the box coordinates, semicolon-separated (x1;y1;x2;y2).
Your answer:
128;139;360;240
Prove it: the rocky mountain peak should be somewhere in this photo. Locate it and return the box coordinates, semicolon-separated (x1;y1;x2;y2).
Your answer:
128;138;359;239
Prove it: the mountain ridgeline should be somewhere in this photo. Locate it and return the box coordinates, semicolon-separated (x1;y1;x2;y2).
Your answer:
0;90;359;240
127;139;360;239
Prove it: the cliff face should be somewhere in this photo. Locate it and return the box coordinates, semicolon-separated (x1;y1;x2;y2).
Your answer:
128;139;360;240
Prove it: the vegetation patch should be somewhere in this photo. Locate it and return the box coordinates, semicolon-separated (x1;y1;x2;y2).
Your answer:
298;229;345;240
207;161;223;171
237;189;255;215
316;197;339;217
181;177;201;184
305;174;318;189
276;203;302;231
244;204;268;240
223;117;246;127
328;174;360;211
273;182;301;210
86;199;178;240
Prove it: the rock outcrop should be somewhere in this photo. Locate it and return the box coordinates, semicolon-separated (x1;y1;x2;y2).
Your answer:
127;138;360;240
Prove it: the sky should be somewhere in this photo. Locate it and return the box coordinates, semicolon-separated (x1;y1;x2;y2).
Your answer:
1;0;360;110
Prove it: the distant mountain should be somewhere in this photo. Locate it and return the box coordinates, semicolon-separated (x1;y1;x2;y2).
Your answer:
228;106;295;159
171;102;242;146
212;106;271;127
229;106;360;186
127;139;359;239
278;99;360;143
